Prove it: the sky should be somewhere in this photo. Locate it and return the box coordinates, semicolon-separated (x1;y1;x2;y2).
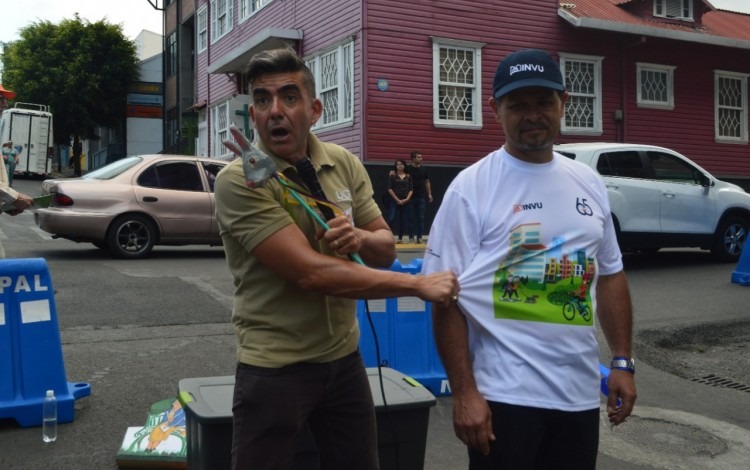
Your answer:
1;0;163;43
1;0;749;44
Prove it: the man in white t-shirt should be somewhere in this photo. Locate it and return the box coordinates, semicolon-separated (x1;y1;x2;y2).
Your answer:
423;49;637;470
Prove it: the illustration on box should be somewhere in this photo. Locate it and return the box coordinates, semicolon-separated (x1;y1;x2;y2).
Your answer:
116;398;187;468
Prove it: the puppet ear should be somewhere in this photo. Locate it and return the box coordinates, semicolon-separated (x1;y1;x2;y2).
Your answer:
228;125;252;150
222;139;243;157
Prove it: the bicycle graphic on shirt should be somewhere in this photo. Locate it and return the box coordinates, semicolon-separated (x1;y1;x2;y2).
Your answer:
562;295;592;322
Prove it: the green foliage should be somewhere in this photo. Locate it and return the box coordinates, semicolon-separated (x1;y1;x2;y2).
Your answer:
1;14;140;145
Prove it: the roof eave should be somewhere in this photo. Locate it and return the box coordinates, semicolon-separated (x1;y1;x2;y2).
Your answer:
207;28;304;75
558;8;750;50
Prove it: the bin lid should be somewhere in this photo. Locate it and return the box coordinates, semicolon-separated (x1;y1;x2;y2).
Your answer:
178;376;234;422
367;367;436;410
178;367;436;422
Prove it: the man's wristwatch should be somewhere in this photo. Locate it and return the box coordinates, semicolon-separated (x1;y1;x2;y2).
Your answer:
611;357;635;373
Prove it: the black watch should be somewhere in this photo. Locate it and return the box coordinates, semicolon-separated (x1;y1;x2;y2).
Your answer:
611;357;635;374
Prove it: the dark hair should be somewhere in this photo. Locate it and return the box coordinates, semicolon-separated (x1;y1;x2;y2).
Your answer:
410;151;421;160
393;159;408;170
245;48;316;97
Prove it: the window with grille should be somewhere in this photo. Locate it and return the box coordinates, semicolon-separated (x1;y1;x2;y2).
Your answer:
654;0;692;20
197;7;208;53
305;41;354;130
240;0;273;21
432;39;483;128
211;102;230;157
560;53;603;134
637;63;675;109
211;0;233;42
714;71;748;143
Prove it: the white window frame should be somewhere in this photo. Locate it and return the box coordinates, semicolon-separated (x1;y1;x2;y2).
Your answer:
197;6;208;53
240;0;272;22
305;40;355;131
636;62;676;109
197;110;208;157
654;0;693;21
560;53;603;135
210;0;234;43
432;38;484;129
211;101;231;158
714;70;749;144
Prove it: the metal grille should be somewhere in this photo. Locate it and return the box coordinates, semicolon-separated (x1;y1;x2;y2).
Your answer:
438;46;475;123
564;60;596;129
718;76;743;138
641;69;668;103
691;374;750;392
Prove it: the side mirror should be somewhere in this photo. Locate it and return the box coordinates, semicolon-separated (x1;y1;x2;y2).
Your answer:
699;173;713;188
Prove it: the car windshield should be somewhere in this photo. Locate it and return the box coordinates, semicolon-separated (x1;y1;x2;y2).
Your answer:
82;156;144;180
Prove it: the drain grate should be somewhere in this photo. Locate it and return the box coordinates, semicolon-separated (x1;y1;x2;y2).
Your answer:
691;374;750;392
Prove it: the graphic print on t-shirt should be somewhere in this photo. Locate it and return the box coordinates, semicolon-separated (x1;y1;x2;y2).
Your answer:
492;222;595;326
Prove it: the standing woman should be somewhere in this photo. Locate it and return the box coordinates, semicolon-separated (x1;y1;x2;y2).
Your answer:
387;159;413;243
1;142;18;186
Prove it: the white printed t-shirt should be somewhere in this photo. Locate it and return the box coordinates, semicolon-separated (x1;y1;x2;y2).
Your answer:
423;147;623;411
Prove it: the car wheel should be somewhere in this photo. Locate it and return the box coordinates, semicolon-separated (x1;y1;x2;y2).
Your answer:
107;214;157;259
711;216;748;263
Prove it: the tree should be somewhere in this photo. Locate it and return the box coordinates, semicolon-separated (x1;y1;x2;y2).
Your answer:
1;14;140;175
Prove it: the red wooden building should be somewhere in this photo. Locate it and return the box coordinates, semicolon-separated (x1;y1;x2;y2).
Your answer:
162;0;750;193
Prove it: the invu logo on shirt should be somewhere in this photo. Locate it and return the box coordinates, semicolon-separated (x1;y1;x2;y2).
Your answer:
492;223;594;326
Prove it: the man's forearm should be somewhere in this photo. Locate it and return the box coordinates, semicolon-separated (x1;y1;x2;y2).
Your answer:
433;303;478;395
596;271;633;357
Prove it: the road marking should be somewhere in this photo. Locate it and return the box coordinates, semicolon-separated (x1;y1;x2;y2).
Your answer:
30;226;54;240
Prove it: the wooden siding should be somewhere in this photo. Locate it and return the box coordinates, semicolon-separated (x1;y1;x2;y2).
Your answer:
360;0;750;178
189;0;750;178
194;0;364;157
363;0;564;165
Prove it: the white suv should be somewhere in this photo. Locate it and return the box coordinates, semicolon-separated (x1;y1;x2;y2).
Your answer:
554;143;750;262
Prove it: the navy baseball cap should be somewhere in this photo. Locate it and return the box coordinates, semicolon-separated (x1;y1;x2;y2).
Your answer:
493;49;565;100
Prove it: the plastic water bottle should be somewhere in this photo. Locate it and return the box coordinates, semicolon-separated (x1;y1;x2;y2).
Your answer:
42;390;57;443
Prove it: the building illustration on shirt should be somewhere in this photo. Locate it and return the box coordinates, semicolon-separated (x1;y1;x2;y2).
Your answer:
493;223;595;326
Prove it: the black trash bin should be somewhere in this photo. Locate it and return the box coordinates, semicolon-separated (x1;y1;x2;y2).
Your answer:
178;367;436;470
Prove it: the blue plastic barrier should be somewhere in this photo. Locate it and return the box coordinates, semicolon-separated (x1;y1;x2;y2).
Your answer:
731;243;750;286
357;258;450;396
0;258;91;427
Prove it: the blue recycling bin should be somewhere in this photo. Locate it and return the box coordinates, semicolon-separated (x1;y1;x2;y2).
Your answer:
731;243;750;286
0;258;91;427
357;258;450;396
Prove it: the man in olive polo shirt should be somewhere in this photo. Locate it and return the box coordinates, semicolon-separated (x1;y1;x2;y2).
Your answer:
215;48;459;470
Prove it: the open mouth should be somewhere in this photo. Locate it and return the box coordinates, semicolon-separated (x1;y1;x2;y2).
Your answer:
270;128;289;139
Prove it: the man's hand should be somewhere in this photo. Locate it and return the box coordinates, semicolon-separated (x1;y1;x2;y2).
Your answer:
414;271;459;307
319;215;362;256
453;389;496;455
606;370;637;425
6;193;34;215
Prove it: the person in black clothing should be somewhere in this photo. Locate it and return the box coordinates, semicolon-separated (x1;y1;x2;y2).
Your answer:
408;151;433;244
387;159;413;243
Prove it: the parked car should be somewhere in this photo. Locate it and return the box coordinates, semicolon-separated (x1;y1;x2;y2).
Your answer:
554;143;750;262
35;155;227;259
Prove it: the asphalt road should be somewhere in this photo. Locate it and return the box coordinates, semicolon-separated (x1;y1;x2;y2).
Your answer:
0;176;749;469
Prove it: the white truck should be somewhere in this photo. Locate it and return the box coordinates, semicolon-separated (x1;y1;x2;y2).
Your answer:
0;102;54;177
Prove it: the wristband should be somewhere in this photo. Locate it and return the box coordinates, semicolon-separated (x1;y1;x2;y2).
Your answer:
610;356;635;373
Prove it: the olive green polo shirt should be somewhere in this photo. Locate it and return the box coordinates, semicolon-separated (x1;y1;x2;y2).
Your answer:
215;133;382;368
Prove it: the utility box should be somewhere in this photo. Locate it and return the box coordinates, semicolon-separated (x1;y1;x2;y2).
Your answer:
178;367;436;470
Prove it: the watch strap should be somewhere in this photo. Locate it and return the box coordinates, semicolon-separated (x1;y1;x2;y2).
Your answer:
610;356;635;373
